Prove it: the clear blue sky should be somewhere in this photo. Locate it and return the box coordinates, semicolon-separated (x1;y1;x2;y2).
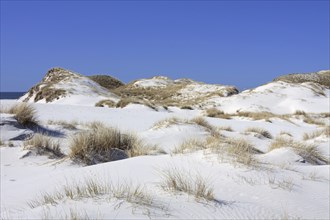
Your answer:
1;0;329;92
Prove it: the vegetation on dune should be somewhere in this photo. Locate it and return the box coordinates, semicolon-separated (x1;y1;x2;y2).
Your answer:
24;134;64;158
272;70;330;89
69;122;163;165
88;75;124;90
8;103;38;127
269;137;329;165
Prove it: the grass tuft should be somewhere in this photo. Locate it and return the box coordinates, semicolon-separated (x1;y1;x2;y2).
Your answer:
9;103;38;127
160;167;215;202
245;127;273;139
24;134;64;158
69;122;162;165
303;127;330;140
205;108;231;119
269;137;329;165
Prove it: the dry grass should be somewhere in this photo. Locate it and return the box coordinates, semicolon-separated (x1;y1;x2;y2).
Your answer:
303;127;330;140
88;75;124;90
173;135;261;167
269;137;329;165
279;131;293;137
48;120;78;130
24;134;64;158
236;111;276;122
320;112;330;118
172;139;206;154
221;137;262;166
218;126;233;132
116;98;157;110
28;178;156;211
302;115;325;126
205;108;231;119
190;116;219;137
152;116;219;137
152;117;181;129
8;103;38;126
95;99;116;108
180;105;194;110
294;110;307;116
69;122;162;165
160;167;215;202
245;127;273;139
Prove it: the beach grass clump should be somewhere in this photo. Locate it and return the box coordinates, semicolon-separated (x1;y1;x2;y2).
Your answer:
205;108;231;119
303;127;330;140
24;134;64;158
69;122;162;165
269;137;329;165
160;167;215;202
9;103;38;127
245;127;273;139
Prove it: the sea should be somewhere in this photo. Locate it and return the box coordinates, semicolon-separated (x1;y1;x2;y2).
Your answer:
0;92;25;99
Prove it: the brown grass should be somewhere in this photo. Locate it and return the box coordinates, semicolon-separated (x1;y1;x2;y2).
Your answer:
88;75;124;90
152;116;219;137
116;98;157;110
24;134;64;158
28;177;157;211
160;167;215;202
173;135;261;167
269;137;329;165
218;126;233;132
69;122;162;165
205;108;231;119
303;127;330;140
172;139;206;154
95;99;116;108
245;127;273;139
9;103;38;127
302;116;325;126
294;110;307;116
221;137;262;166
48;120;78;130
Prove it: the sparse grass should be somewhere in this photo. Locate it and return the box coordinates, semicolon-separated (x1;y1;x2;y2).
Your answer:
218;126;233;132
272;70;330;89
180;106;194;110
236;111;276;122
28;177;157;211
302;115;325;126
69;122;161;165
116;98;157;110
152;117;181;129
205;108;231;119
320;112;330;118
245;127;273;139
23;134;64;158
172;139;206;154
190;116;219;137
294;110;307;115
303;127;330;140
160;167;215;202
221;137;262;166
95;99;116;108
48;120;78;130
152;116;219;137
269;137;329;165
174;135;261;167
9;103;38;127
279;131;293;137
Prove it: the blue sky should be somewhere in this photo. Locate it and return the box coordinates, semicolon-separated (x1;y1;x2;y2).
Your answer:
1;0;329;92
